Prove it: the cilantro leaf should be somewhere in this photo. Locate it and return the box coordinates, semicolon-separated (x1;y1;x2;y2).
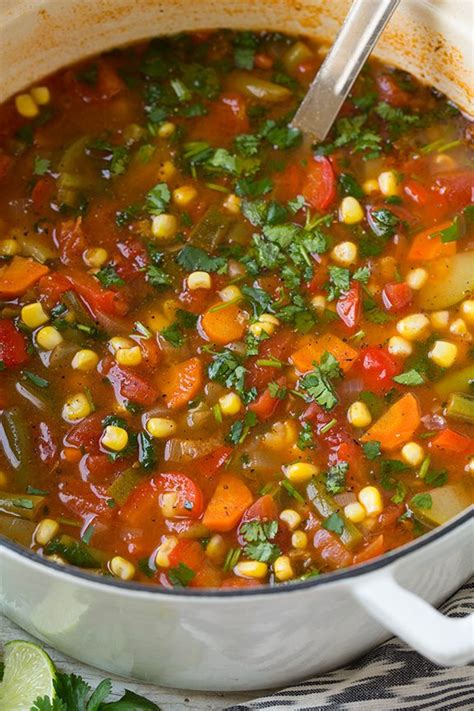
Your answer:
362;440;382;460
240;520;278;543
393;369;425;386
234;133;261;156
338;173;364;199
168;562;196;587
54;672;91;710
146;264;172;290
322;512;345;535
100;689;160;709
411;493;433;510
369;208;399;238
325;462;348;495
176;245;226;273
33;156;51;176
297;421;315;450
95;265;125;288
298;351;341;410
244;541;281;563
326;266;350;301
146;182;171;215
227;411;257;445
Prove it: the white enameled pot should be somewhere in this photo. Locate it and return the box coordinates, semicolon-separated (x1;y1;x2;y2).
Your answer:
0;0;473;691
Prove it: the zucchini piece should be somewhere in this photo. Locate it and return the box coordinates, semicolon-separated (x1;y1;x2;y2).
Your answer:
434;364;474;399
0;512;36;546
44;534;107;569
107;468;144;506
0;407;32;487
57;135;104;207
411;481;473;527
189;205;235;251
446;392;474;424
418;251;474;310
306;478;363;549
0;492;46;520
228;72;291;103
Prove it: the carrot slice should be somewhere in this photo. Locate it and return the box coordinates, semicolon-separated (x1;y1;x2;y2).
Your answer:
0;256;49;298
202;474;253;532
431;428;474;455
407;221;457;261
361;393;421;451
200;302;247;345
160;357;203;409
290;333;358;373
353;534;385;565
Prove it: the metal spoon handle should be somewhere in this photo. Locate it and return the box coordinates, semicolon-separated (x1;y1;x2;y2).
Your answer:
292;0;402;142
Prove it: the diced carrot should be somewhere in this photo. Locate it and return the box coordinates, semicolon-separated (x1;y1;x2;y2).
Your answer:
202;474;253;532
200;303;247;345
290;333;358;373
161;357;203;409
361;393;421;451
353;534;385;565
0;256;49;298
431;428;474;455
407;222;457;261
312;526;353;569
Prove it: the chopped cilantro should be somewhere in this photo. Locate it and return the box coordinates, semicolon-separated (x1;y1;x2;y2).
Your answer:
393;369;425;386
362;440;382;460
298;351;342;411
297;421;315;450
411;493;433;510
146;182;171;215
322;512;345;535
176;245;226;272
95;265;125;288
33;156;51;176
168;562;196;587
325;462;348;495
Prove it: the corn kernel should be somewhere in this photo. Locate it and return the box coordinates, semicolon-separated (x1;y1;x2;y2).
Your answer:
116;345;143;367
110;555;136;581
428;340;458;368
235;561;268;579
0;238;19;256
432;153;456;171
263;420;298;450
206;534;228;564
347;401;372;428
146;417;177;438
311;295;326;312
157;121;176;138
460;300;474;326
36;325;63;350
15;93;39;118
83;247;108;268
430;311;449;330
449;318;470;339
273;555;294;582
158;160;176;181
331;241;358;267
378;170;400;197
30;86;50;106
362;178;379;195
219;285;242;302
173;185;197;207
388;335;413;358
35;518;59;546
62;393;92;422
358;486;383;516
396;313;430;341
280;509;302;531
151;213;178;240
160;492;180;518
187;271;212;290
291;530;308;549
223;193;241;214
285;462;319;484
466;457;474;476
401;441;424;467
71;349;99;372
344;502;367;523
21;302;49;329
340;196;364;224
102;425;129;452
219;392;242;416
155;536;178;567
406;268;428;290
249;313;279;338
109;336;133;353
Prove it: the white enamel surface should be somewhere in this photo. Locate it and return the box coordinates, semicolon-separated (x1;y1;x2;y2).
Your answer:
0;0;473;691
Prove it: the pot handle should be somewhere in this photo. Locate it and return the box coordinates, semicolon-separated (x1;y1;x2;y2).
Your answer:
352;567;474;666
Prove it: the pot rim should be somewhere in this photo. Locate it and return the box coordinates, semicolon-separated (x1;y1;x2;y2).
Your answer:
1;507;471;598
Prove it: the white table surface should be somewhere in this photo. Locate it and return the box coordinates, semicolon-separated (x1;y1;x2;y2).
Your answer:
0;614;257;710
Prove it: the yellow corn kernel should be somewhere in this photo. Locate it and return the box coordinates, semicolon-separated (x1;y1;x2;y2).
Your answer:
331;241;358;267
433;153;456;171
0;238;19;256
344;502;366;523
173;185;197;207
109;336;133;353
388;336;413;358
406;268;428;290
71;349;99;372
340;196;364;225
187;271;212;290
116;345;143;367
146;417;177;438
30;86;51;106
21;302;49;329
151;213;178;240
249;313;279;338
83;247;108;268
358;486;383;516
219;285;242;302
401;441;424;467
460;299;474;326
430;311;449;330
273;555;294;582
449;318;470;339
311;295;326;312
262;420;298;451
467;457;474;476
109;555;136;581
285;462;319;484
160;491;179;518
35;518;60;546
428;340;458;368
378;170;400;197
15;93;39;118
157;121;176;138
280;509;302;531
223;193;241;214
219;392;242;416
347;401;372;428
36;325;63;350
206;534;228;565
155;536;178;568
62;393;92;422
102;425;129;452
291;530;308;549
158;160;176;181
362;178;379;195
396;313;430;341
234;561;268;579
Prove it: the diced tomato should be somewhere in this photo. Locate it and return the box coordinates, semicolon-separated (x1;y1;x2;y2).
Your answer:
0;320;29;368
190;563;222;588
378;504;405;530
312;526;353;569
431;429;474;455
168;539;205;570
118;478;158;528
435;171;474;210
179;283;214;314
221;577;261;588
138;337;161;369
37;272;71;308
58;477;112;521
375;72;413;108
240;495;278;525
115;240;148;281
107;363;158;406
31;176;55;212
382;281;413;312
157;472;204;519
355;346;400;394
81;454;118;485
54;219;88;265
246;331;293;391
65;414;103;450
296;58;319;79
302;156;337;212
63;268;129;317
190;92;248;144
72;60;125;102
195;446;233;478
273;163;304;202
353;534;385;565
249;376;286;420
336;281;362;330
254;52;274;70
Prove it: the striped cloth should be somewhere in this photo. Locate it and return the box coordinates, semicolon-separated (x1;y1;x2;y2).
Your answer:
226;579;473;711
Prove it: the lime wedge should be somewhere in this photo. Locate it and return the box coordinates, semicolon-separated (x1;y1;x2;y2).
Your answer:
0;640;57;710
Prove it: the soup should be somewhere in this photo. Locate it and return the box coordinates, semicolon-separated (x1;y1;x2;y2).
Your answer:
0;31;472;589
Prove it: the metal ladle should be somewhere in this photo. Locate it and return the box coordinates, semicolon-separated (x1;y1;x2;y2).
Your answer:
292;0;402;142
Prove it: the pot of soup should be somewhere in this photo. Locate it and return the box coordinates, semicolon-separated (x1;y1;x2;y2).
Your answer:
0;0;473;691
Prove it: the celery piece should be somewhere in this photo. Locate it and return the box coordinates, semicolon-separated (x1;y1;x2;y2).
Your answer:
446;392;474;424
306;478;363;549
